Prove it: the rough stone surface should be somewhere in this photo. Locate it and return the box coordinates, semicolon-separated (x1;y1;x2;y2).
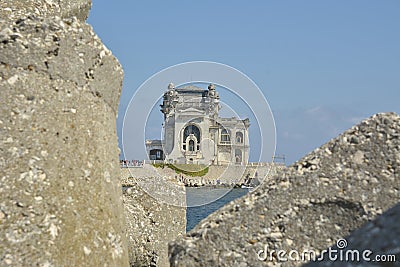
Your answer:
0;0;92;22
169;112;400;267
123;175;186;267
304;203;400;266
0;14;128;267
121;166;187;208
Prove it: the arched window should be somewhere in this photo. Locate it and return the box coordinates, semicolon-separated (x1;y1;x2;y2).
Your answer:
221;129;230;143
236;132;243;143
189;140;195;151
183;124;200;143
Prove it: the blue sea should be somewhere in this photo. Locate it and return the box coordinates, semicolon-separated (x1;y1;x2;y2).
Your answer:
186;187;250;232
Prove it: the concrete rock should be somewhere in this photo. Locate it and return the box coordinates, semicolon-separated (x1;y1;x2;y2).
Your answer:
0;0;92;22
0;15;128;266
169;113;400;267
123;178;186;267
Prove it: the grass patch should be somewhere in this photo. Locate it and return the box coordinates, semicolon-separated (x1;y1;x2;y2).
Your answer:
152;163;165;169
152;163;209;177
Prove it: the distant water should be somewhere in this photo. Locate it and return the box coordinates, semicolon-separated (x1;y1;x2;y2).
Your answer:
186;187;250;232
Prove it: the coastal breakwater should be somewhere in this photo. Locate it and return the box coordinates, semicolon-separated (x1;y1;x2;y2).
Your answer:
122;163;286;188
2;2;399;267
169;112;400;267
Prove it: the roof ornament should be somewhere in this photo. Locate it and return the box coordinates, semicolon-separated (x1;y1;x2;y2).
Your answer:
208;84;219;99
168;82;175;90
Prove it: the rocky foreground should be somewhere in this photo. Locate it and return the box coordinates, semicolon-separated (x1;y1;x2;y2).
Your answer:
121;168;187;266
123;184;186;267
169;112;400;267
0;1;129;266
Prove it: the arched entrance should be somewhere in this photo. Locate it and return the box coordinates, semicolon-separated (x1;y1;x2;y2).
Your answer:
189;140;195;151
183;124;201;152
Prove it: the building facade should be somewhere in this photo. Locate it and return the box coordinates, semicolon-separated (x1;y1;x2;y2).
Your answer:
146;83;250;165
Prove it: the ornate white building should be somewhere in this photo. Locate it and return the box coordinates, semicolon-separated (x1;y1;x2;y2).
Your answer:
146;83;250;165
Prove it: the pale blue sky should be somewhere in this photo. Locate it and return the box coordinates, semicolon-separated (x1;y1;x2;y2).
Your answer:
88;1;400;164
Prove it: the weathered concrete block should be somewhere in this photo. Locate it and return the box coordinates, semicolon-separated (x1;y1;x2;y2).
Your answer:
123;184;186;267
169;112;400;267
0;0;92;22
121;168;186;267
0;16;128;266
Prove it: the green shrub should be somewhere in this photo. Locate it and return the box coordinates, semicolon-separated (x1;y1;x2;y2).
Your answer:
152;163;165;169
152;163;208;177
